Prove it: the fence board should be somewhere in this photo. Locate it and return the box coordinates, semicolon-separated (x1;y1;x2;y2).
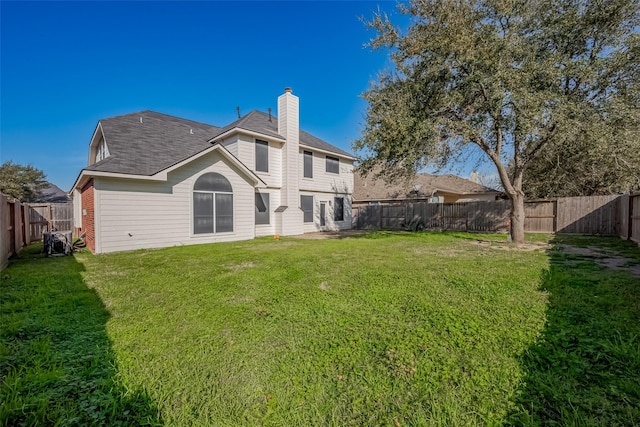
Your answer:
618;195;630;240
631;193;640;243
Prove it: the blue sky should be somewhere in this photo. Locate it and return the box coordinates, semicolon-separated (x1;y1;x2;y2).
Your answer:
1;0;400;191
2;1;493;193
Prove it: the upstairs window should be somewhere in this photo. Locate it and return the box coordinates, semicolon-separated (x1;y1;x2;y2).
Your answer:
255;192;270;225
256;140;269;172
326;156;339;174
334;197;344;221
303;151;313;178
193;173;233;234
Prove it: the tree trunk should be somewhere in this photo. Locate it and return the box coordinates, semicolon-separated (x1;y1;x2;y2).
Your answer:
509;193;526;244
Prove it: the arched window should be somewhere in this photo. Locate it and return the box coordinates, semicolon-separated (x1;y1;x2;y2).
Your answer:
193;173;233;234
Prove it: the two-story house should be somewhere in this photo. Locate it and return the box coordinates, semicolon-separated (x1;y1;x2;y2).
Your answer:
70;88;355;253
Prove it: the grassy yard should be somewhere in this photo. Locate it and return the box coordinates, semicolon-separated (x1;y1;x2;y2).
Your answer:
1;232;639;426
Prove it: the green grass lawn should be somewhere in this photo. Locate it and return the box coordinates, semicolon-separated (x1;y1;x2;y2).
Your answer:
1;232;639;426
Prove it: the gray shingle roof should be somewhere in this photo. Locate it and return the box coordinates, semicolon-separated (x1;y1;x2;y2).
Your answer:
84;109;353;177
210;110;285;142
211;110;354;158
86;111;220;176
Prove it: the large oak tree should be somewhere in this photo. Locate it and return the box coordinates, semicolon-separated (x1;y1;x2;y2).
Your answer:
355;0;639;243
0;161;47;202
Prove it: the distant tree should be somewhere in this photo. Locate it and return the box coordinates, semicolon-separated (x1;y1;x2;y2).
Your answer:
0;161;47;201
354;0;639;243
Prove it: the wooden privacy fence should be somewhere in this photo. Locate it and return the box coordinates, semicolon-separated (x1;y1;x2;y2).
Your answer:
28;203;74;241
1;197;75;271
353;194;633;238
1;194;28;270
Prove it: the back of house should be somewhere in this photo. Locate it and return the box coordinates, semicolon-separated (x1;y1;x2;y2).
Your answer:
70;89;355;253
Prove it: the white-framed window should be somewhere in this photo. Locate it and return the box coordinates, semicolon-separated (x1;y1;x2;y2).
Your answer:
326;156;339;174
334;197;344;221
193;173;233;234
303;150;313;178
255;139;268;172
301;195;314;223
255;192;270;225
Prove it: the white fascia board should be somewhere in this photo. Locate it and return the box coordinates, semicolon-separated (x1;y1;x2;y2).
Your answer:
208;128;285;144
300;144;357;161
70;169;165;193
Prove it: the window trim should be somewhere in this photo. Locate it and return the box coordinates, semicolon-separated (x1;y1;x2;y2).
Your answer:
326;155;339;174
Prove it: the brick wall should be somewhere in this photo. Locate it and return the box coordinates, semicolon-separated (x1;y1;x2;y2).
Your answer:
81;180;95;253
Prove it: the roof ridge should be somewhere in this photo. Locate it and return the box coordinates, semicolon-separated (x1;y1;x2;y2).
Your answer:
101;110;219;129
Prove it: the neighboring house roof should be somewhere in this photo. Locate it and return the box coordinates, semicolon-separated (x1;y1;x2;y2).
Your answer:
353;169;498;202
30;183;71;203
86;110;221;176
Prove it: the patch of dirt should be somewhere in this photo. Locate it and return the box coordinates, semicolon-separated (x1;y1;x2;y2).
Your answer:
228;295;253;305
557;244;640;277
318;281;330;291
293;230;368;239
227;261;256;271
469;240;550;252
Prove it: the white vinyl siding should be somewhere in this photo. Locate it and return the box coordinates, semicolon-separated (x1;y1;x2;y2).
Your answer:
94;151;255;253
236;134;282;188
300;191;352;233
298;149;354;194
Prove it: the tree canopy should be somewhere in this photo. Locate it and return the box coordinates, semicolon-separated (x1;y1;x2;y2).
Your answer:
0;161;48;202
354;0;639;243
520;121;640;198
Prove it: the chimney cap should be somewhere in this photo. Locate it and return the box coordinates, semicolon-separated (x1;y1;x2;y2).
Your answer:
284;87;292;93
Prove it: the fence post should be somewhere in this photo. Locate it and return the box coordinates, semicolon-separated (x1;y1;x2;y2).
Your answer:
630;194;635;242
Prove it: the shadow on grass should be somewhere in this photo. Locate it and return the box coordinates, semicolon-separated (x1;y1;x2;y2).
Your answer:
0;245;162;425
508;235;640;425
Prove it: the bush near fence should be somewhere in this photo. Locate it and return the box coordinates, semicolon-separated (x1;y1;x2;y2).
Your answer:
353;194;640;243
